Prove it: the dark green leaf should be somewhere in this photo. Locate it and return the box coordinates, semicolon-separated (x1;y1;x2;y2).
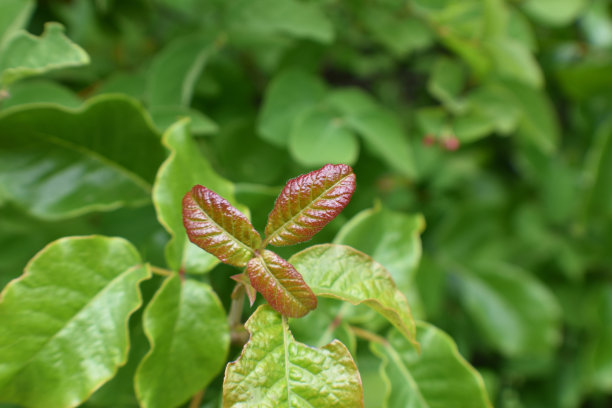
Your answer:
0;94;165;219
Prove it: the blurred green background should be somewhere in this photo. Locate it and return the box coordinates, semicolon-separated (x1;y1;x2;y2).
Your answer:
1;0;612;407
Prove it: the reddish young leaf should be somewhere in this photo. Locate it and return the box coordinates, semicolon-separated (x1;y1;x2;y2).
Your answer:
264;164;356;246
247;250;317;318
183;185;261;267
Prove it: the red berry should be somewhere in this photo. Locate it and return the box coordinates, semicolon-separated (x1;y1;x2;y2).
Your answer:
442;137;460;151
422;134;436;146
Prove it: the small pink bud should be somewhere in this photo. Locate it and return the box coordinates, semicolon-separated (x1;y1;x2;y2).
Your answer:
422;134;436;146
442;137;460;151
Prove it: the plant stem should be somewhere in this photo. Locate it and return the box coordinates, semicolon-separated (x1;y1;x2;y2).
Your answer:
228;283;249;346
349;325;389;346
316;302;350;348
188;389;204;408
150;265;173;277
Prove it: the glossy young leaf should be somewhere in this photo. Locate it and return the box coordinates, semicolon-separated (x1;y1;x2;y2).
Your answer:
0;236;150;408
0;94;165;219
135;275;229;408
290;244;418;347
0;23;89;87
183;184;261;267
371;322;492;408
264;164;355;247
247;250;317;318
223;305;363;407
154;120;239;273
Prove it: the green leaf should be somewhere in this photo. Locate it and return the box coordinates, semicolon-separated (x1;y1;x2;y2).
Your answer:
147;34;216;108
359;4;434;57
247;250;317;318
1;79;81;109
0;236;150;408
148;105;218;136
153;120;240;273
183;184;261;267
334;204;425;292
258;69;327;147
427;57;467;113
227;0;334;44
485;38;543;88
371;321;492;408
586;285;612;391
135;275;229;408
290;244;418;347
289;108;359;167
327;89;416;177
0;22;89;87
223;305;363;407
457;262;561;356
0;0;34;48
521;0;588;26
264;164;356;247
0;94;165;219
584;116;612;217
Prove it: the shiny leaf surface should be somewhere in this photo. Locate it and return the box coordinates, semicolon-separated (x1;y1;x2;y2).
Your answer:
183;184;261;267
290;244;417;346
247;250;317;318
0;23;89;87
371;322;492;408
154;120;239;273
264;164;355;246
0;236;150;408
223;305;363;407
0;94;165;219
135;275;229;408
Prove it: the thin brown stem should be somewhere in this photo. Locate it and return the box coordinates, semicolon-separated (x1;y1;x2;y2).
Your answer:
349;326;389;346
188;389;204;408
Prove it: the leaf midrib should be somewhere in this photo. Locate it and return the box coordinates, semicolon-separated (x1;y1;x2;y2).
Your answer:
264;172;352;246
28;130;153;193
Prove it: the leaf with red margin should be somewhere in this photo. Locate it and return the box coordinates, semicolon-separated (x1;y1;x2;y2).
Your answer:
183;185;261;267
264;163;356;246
247;250;317;318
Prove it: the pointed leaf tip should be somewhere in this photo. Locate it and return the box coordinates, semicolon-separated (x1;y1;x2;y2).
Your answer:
182;185;261;267
247;250;317;318
264;163;356;246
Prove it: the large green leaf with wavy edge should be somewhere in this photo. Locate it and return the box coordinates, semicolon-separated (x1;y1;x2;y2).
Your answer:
290;244;418;347
0;23;89;87
223;305;363;407
371;321;492;408
153;120;245;273
0;94;165;219
334;203;425;292
135;275;229;408
0;236;150;408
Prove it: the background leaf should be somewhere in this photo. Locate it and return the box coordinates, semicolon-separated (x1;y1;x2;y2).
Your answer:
135;275;229;408
223;305;363;407
290;244;417;346
247;249;317;318
153;120;242;273
371;321;492;408
264;163;355;246
0;23;89;87
0;0;34;48
456;262;562;356
0;236;150;408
